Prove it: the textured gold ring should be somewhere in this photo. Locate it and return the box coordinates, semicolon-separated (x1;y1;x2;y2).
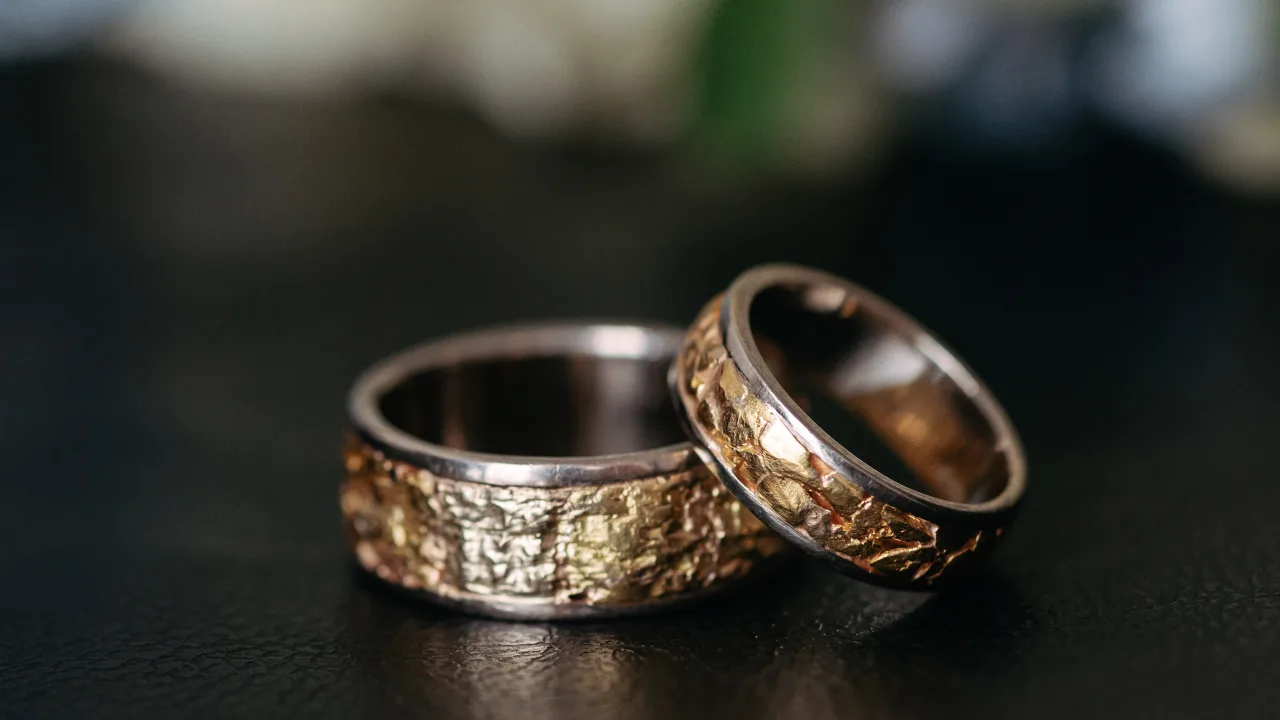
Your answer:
671;264;1026;589
342;323;787;619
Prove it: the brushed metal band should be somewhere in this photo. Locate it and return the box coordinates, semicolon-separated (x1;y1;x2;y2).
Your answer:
671;265;1027;589
343;323;787;619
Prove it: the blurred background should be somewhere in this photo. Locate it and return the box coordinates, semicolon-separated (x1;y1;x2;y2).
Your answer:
4;0;1280;184
2;2;1279;718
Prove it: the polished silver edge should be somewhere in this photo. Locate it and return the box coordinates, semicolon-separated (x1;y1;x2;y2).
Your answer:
349;322;702;487
359;553;789;620
720;264;1027;528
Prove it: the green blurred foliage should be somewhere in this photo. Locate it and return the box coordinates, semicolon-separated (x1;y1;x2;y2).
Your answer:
694;0;842;170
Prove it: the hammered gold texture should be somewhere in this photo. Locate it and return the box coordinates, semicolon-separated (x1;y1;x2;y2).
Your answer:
675;298;986;586
340;438;787;608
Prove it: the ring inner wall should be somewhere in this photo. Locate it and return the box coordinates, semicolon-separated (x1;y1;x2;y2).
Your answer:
379;354;686;457
747;284;1011;504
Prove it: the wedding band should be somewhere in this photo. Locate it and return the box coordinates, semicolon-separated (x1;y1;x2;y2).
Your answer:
342;323;787;619
671;265;1026;589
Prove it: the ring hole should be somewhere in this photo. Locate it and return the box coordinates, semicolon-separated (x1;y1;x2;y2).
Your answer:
749;284;1011;505
379;355;686;457
798;389;942;498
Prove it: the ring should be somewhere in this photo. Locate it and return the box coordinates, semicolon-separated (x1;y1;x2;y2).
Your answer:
341;323;787;619
671;264;1026;589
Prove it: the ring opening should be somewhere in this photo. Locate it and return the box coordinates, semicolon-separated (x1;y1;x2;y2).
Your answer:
379;354;686;457
747;284;1012;505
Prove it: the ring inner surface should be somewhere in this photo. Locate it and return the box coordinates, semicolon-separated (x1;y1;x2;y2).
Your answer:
748;284;1011;504
379;354;686;457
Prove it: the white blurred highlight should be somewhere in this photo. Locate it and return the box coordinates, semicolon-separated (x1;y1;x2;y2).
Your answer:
106;0;715;144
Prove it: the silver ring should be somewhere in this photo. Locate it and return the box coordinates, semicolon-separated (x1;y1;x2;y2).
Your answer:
671;264;1026;588
343;322;787;619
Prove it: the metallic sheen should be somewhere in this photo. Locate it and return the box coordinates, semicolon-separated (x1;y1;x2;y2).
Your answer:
671;265;1026;588
343;323;787;619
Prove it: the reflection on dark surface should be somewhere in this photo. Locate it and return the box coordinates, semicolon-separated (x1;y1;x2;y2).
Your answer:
343;562;1022;720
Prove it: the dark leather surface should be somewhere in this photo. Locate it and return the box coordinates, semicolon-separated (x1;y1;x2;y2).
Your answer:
2;61;1278;719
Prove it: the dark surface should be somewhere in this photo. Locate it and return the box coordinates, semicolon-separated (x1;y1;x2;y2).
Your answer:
2;60;1279;719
